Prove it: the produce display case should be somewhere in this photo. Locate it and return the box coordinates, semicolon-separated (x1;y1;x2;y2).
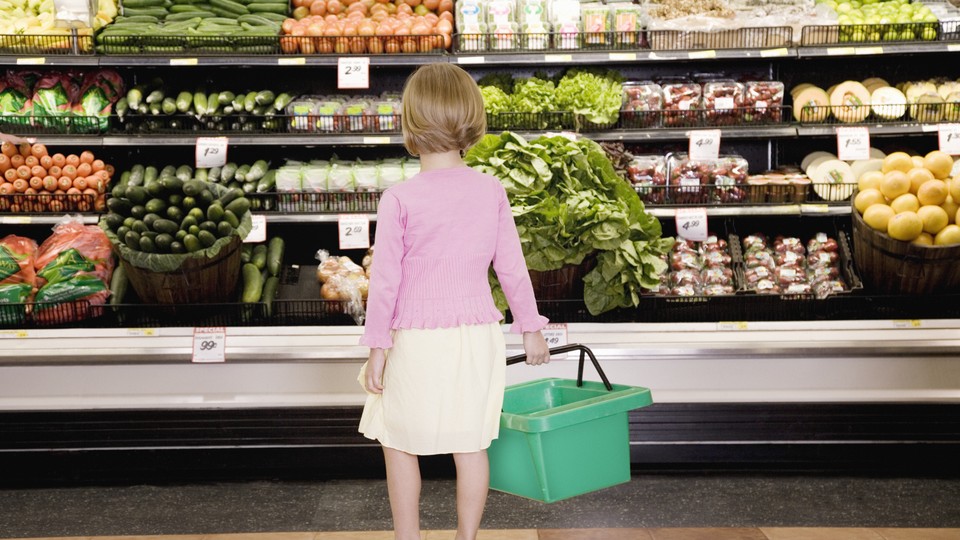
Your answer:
796;103;960;125
0;116;108;135
455;31;647;52
800;22;940;45
647;27;793;51
0;193;99;214
98;34;447;56
0;33;94;55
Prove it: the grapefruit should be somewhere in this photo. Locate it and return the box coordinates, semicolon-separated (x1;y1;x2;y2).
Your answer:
912;232;934;246
854;188;886;214
917;205;949;235
923;150;954;179
890;193;920;214
934;224;960;246
912;156;926;169
950;177;960;202
858;170;884;192
941;196;959;224
880;170;911;200
906;167;935;194
887;211;924;241
917;179;948;206
882;152;914;174
863;204;896;231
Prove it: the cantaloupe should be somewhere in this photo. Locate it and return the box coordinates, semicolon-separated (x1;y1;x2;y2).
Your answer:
793;85;830;123
830;81;871;123
812;159;855;200
871;86;907;120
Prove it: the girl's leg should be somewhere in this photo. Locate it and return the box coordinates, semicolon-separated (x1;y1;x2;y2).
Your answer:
452;450;489;540
383;446;422;540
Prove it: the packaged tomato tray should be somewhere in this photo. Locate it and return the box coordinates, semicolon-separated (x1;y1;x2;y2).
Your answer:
648;235;737;297
741;232;849;299
666;153;749;205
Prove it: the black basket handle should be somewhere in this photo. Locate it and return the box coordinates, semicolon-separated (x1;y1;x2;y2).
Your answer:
506;344;613;391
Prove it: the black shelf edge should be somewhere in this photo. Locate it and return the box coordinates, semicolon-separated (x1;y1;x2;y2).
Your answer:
94;54;449;67
98;134;404;146
797;41;960;57
796;124;941;137
0;55;98;66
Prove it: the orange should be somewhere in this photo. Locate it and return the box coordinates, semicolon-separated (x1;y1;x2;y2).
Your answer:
917;179;948;206
890;193;920;214
906;167;935;194
863;204;896;231
923;150;954;179
887;211;924;241
854;188;886;214
882;152;914;174
917;205;949;235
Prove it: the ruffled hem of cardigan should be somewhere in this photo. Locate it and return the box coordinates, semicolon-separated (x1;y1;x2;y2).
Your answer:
390;295;505;331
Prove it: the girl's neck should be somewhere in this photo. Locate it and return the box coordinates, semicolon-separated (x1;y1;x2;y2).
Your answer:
418;150;466;172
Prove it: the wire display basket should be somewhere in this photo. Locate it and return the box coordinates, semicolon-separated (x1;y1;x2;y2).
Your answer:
800;22;939;46
795;103;960;125
647;26;793;50
270;191;382;213
455;31;646;53
0;193;99;213
0;115;109;135
0;33;94;55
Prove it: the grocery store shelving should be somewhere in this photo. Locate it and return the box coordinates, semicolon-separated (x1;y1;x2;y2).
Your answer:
98;134;404;147
797;41;960;58
260;213;354;223
796;123;945;137
0;215;100;225
645;204;851;218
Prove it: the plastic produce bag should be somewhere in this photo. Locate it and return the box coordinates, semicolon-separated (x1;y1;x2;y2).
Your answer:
36;216;114;286
36;248;96;286
0;283;32;326
0;76;29;118
315;249;367;326
31;73;79;120
0;235;38;288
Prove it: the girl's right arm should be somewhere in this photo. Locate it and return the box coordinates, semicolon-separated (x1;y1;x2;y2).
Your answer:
359;191;405;349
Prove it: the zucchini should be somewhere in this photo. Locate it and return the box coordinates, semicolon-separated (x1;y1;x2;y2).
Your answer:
250;11;287;21
241;263;263;303
126;86;145;110
251;244;267;270
161;97;177;115
206;92;221;115
266;236;284;277
247;2;287;13
167;8;216;17
209;0;249;15
244;91;258;112
220;162;238;182
115;15;161;22
122;0;166;8
129;164;145;186
121;6;170;17
116;97;129;119
234;164;251;182
237;14;278;26
262;276;279;317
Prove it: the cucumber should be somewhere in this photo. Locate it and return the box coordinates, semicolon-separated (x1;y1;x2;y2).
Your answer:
121;6;169;17
143;213;161;229
223;209;240;228
251;244;267;270
103;213;124;231
194;92;208;117
180;215;198;231
273;92;293;112
241;243;253;263
244;91;258;112
256;169;276;193
225;196;251;217
123;0;166;8
235;164;251;182
124;230;141;250
155;233;174;253
161;176;184;192
221;162;238;181
218;91;235;105
153;218;179;234
206;201;225;222
129;164;145;186
144;166;159;185
125;88;143;111
206;92;221;116
116;97;129;119
161;97;177;115
183;234;202;252
107;197;133;215
161;165;178;177
139;235;156;253
166;206;184;223
173;165;192;182
198;230;217;248
246;159;269;182
194;168;209;182
241;263;263;303
109;264;128;306
132;220;149;234
182;179;205;196
261;275;279;317
254;90;275;107
199;189;215;206
125;185;147;204
176;91;193;113
208;166;222;182
145;89;165;104
145;198;167;215
266;236;284;277
170;241;186;254
217;221;235;237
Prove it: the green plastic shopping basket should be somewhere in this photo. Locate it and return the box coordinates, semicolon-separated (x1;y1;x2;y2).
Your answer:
488;344;653;503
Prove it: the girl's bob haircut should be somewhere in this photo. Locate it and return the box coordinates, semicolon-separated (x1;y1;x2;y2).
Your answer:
401;64;486;156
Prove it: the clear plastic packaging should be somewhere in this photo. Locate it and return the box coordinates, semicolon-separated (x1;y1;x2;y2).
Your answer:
287;99;317;132
581;3;610;45
661;81;701;127
315;249;367;325
626;154;666;204
744;81;785;123
667;153;749;204
703;79;744;126
327;162;355;192
354;162;380;192
340;100;371;133
611;3;642;46
314;101;341;132
378;160;405;189
301;162;330;193
622;81;663;128
373;100;400;132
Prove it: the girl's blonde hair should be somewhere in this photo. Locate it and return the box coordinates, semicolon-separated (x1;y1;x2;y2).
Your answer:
401;64;486;156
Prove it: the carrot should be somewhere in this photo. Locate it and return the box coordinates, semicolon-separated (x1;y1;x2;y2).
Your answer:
24;155;38;168
65;154;80;167
73;177;87;190
12;178;27;192
30;165;46;178
0;182;14;194
8;203;20;213
0;154;9;172
31;143;47;159
42;176;57;191
76;163;92;177
91;159;105;172
17;143;30;157
51;153;65;168
10;154;24;169
57;176;72;191
3;168;15;182
61;165;77;180
39;155;53;169
29;176;42;190
48;199;64;213
0;141;15;157
16;165;30;180
48;165;61;177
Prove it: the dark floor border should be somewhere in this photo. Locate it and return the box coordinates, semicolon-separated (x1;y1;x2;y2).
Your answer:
2;402;959;486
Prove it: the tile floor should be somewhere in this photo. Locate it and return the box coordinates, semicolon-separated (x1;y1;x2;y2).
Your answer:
9;529;960;540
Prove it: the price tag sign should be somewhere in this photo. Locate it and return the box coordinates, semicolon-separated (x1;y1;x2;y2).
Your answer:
892;319;922;329
244;214;267;243
338;57;370;89
675;207;709;241
192;327;226;363
688;129;721;161
338;214;370;250
16;57;45;65
542;323;568;348
195;137;228;168
938;124;960;155
836;127;870;161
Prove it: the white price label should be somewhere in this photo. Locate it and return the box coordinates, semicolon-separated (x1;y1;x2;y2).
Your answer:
195;137;228;168
0;330;28;338
126;328;157;336
192;327;226;363
457;56;486;64
244;214;267;243
717;321;748;331
16;57;45;65
675;207;709;241
338;214;370;250
836;127;870;161
938;124;960;155
715;97;735;111
278;57;306;65
338;57;370;89
892;319;922;329
688;129;721;161
170;58;199;66
542;323;568;348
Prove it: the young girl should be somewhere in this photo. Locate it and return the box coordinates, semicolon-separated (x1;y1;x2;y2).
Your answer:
358;63;551;540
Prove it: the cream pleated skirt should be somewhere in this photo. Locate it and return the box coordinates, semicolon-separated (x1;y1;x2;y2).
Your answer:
357;322;506;456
